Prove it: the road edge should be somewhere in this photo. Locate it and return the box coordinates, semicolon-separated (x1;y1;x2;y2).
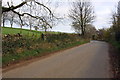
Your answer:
2;42;90;73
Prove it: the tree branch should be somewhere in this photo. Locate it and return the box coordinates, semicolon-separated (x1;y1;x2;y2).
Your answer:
12;10;52;27
2;1;26;13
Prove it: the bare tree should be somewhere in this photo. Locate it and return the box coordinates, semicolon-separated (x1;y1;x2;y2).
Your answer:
118;1;120;16
28;1;33;31
6;0;15;28
14;15;29;33
85;24;96;38
111;1;120;41
117;1;120;31
30;1;56;32
40;16;53;32
34;26;39;31
111;12;118;32
2;0;56;30
2;12;8;27
16;7;28;30
69;0;95;36
8;11;15;28
111;2;120;32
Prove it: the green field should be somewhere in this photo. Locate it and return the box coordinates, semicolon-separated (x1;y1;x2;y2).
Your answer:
2;27;59;37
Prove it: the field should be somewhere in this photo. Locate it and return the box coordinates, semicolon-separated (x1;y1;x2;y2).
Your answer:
2;27;59;37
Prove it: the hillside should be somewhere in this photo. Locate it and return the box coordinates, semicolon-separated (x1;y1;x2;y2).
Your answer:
2;27;59;37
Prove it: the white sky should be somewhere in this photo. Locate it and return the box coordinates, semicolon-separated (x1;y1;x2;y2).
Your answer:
2;0;120;33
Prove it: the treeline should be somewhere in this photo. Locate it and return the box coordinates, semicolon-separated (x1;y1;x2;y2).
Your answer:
97;1;120;78
96;1;120;44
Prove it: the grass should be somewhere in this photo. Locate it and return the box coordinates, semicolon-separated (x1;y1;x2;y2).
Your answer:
108;40;120;78
2;40;89;67
2;27;59;37
109;41;120;51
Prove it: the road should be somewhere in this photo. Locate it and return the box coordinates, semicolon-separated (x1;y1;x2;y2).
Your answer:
3;41;111;78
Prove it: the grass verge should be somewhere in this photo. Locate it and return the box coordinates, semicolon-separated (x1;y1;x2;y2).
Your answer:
3;40;89;68
109;41;120;78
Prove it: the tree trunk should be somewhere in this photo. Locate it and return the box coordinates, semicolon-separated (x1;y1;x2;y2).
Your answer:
45;27;47;32
45;29;47;32
0;0;2;68
10;23;13;28
30;26;31;31
81;28;84;36
10;19;13;28
81;23;84;36
20;25;22;33
83;25;86;35
30;24;32;31
3;19;5;27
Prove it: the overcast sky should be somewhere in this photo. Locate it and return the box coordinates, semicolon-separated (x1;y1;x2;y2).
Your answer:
2;0;120;33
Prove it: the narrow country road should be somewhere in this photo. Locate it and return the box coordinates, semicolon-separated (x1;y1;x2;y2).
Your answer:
3;41;111;78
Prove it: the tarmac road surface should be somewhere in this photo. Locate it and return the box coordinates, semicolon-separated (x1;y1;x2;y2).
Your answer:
3;41;111;78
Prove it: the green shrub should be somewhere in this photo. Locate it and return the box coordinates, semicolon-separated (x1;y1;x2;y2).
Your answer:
2;33;89;66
